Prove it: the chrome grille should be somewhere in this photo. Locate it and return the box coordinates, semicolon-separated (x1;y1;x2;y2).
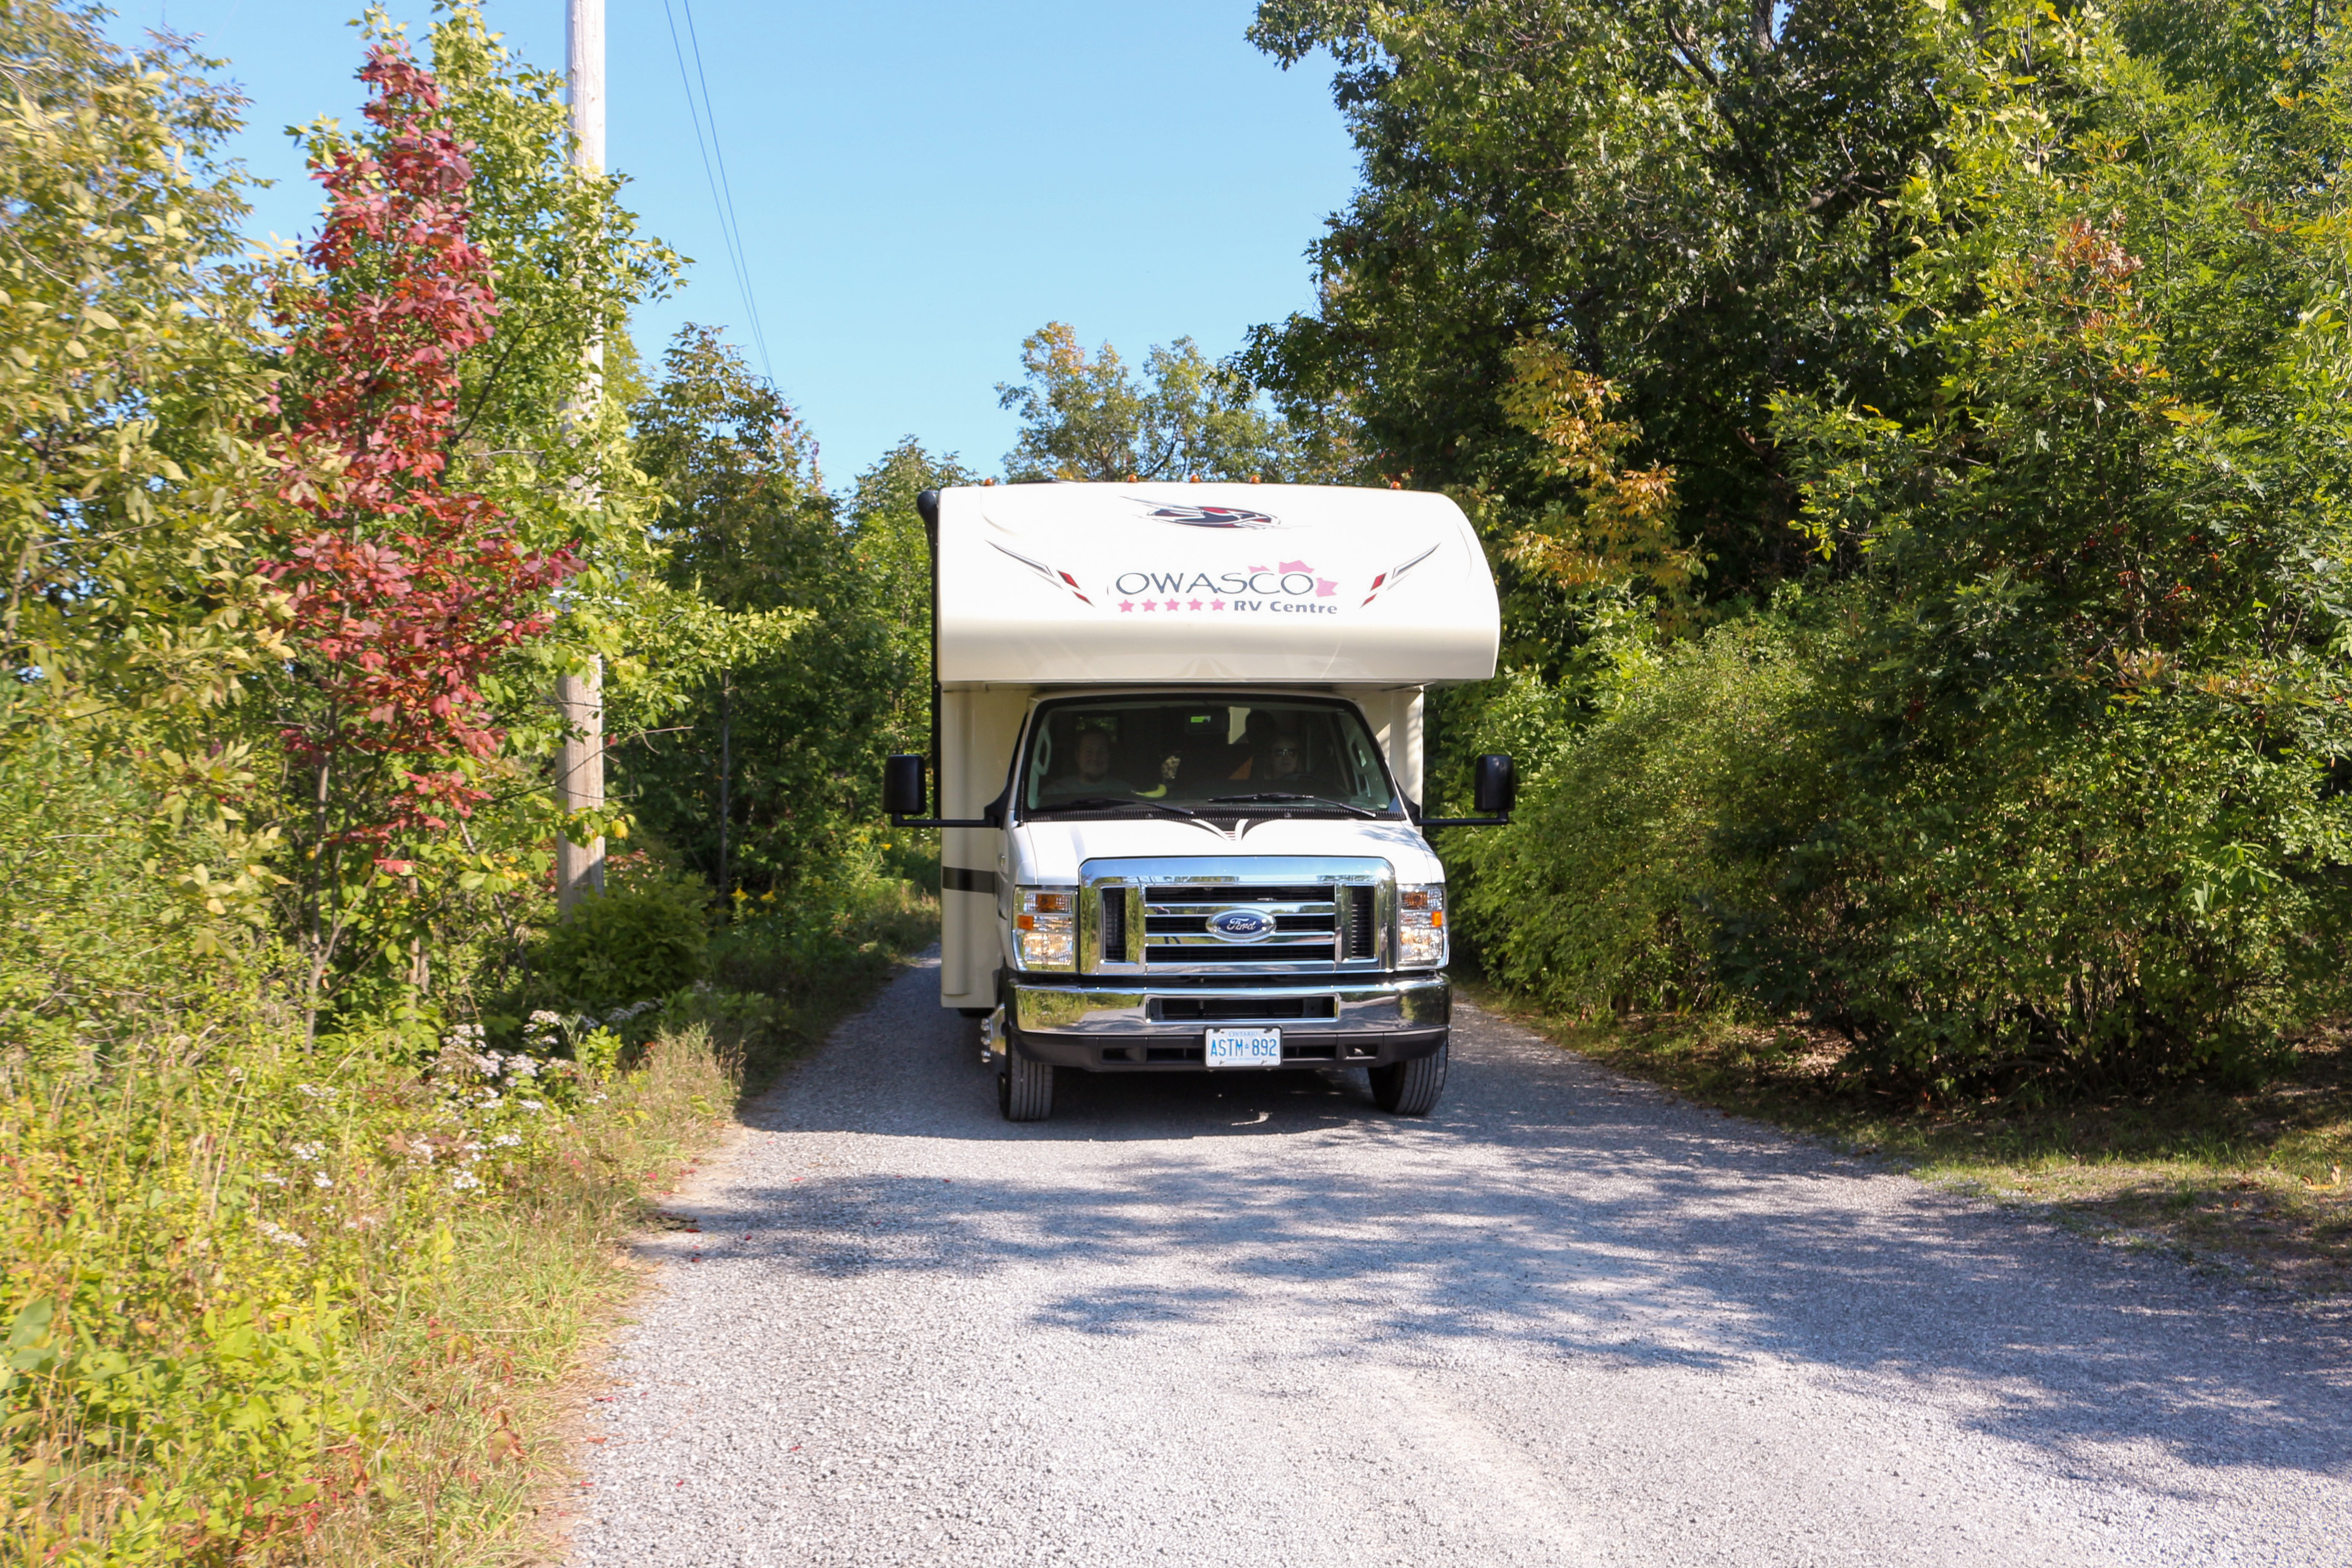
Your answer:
1080;856;1393;975
1143;884;1336;965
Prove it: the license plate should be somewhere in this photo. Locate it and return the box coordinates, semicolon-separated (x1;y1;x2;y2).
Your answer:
1205;1027;1282;1068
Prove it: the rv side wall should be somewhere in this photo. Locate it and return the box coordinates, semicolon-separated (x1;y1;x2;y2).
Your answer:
940;684;1030;1010
1351;686;1425;804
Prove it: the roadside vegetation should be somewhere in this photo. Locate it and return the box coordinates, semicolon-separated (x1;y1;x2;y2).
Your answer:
0;5;934;1562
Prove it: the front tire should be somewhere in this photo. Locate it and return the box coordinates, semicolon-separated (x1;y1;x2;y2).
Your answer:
999;1046;1055;1122
1369;1037;1448;1116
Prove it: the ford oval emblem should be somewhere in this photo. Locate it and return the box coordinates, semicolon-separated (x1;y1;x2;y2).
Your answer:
1208;908;1273;942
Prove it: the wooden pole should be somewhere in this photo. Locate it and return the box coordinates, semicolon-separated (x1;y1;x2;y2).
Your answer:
557;0;606;915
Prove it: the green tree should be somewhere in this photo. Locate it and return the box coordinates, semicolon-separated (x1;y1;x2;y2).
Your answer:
1456;0;2352;1091
1243;0;1947;602
998;321;1348;482
0;5;285;742
619;328;962;896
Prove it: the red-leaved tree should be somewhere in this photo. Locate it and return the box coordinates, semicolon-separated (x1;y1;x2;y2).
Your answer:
264;44;579;1010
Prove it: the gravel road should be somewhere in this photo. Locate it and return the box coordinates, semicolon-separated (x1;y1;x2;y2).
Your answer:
568;956;2352;1566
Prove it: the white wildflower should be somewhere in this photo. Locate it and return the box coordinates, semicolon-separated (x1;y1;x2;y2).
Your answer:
312;1171;334;1189
517;1098;545;1113
256;1171;286;1187
294;1082;336;1101
504;1054;540;1079
490;1132;522;1149
450;1171;481;1192
255;1219;308;1249
290;1141;325;1163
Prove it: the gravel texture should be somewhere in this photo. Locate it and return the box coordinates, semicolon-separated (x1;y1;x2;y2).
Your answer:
568;955;2352;1566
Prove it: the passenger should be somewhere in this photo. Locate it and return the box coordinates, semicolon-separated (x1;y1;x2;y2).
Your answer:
1262;735;1311;784
1227;711;1280;780
1042;727;1134;799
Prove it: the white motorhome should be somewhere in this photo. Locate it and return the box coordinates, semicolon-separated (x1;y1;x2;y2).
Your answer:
883;482;1516;1121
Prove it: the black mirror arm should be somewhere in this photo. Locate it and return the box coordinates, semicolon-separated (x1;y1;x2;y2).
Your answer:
1419;813;1513;829
891;791;1006;831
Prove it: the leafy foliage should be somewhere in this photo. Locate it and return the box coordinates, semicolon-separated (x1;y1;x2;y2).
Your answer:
1452;614;1830;1015
1446;0;2352;1093
526;864;713;1015
0;7;285;736
1244;0;1945;599
265;43;580;850
618;330;953;894
999;320;1351;482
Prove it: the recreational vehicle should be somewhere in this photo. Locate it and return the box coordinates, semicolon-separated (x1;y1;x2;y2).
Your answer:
883;482;1513;1121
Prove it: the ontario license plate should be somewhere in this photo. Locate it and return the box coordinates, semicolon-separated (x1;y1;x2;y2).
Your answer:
1204;1027;1282;1068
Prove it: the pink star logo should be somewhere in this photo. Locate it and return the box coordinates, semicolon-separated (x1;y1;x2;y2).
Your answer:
1141;600;1156;612
1163;599;1179;612
1316;578;1337;597
1119;601;1134;612
1278;558;1311;574
1188;599;1204;611
1211;599;1225;610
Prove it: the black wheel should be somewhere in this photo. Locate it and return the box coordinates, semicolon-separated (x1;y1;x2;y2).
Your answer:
957;1007;991;1019
998;1045;1055;1122
1369;1037;1449;1116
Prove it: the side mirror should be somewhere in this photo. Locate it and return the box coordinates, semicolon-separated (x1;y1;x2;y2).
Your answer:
1473;753;1517;816
883;754;928;818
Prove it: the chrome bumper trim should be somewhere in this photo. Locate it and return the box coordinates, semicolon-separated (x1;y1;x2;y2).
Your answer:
1009;975;1449;1036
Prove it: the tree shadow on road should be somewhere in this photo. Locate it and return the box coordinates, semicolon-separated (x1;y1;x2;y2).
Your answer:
705;971;2352;1491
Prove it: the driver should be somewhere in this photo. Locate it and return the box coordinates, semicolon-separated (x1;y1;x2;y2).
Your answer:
1043;727;1134;798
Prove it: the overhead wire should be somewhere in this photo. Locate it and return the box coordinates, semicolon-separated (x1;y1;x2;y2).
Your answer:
680;0;774;379
661;0;775;383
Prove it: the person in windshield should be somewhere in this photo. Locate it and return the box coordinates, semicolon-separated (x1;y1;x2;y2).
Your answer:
1042;727;1134;800
1262;735;1311;784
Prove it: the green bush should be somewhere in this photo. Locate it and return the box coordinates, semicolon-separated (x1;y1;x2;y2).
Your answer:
1714;699;2339;1094
0;736;745;1562
1453;617;1833;1016
525;869;714;1015
1460;601;2351;1094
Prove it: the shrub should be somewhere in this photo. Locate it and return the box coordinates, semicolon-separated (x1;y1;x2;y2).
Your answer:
525;869;714;1015
1453;617;1833;1016
1715;699;2341;1094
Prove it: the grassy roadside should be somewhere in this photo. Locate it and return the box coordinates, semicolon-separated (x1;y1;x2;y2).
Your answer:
1467;982;2352;1298
2;876;937;1568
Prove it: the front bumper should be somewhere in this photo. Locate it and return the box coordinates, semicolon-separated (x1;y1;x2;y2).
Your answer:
1004;974;1449;1072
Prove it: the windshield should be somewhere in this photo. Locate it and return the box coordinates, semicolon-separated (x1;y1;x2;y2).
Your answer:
1019;697;1400;817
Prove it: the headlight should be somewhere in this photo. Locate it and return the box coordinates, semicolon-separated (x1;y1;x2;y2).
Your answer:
1013;887;1076;971
1398;883;1447;968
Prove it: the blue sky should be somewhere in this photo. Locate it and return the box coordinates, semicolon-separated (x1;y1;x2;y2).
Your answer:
107;2;1357;487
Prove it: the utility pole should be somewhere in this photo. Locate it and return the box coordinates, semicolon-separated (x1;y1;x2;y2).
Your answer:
556;0;606;914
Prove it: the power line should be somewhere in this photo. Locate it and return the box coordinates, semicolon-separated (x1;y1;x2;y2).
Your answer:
660;0;774;383
680;0;774;379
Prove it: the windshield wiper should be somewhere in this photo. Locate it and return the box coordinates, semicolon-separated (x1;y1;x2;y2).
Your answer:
1037;795;1206;822
1207;792;1380;819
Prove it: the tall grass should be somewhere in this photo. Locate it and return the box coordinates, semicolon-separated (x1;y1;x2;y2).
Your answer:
3;996;734;1564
